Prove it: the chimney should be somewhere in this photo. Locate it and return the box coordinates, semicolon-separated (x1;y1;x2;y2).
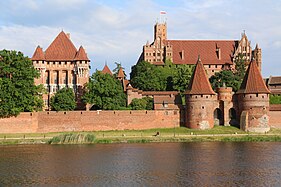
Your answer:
66;33;70;39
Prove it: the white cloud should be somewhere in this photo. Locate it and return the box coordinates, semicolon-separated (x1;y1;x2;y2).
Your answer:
0;0;280;77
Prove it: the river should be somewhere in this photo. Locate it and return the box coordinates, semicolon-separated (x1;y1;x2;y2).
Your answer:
1;142;281;186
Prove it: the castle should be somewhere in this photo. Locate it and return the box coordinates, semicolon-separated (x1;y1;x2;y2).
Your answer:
28;22;271;133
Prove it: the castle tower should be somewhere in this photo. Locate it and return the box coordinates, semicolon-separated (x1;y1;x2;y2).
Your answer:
185;57;216;129
252;43;262;71
31;31;90;110
237;59;271;132
217;86;237;126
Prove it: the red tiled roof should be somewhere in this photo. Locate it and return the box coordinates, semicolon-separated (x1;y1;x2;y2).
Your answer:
185;57;216;95
154;95;181;104
268;76;281;85
164;40;238;65
237;60;270;94
45;31;77;61
117;67;125;78
31;46;45;60
74;46;89;61
101;64;113;76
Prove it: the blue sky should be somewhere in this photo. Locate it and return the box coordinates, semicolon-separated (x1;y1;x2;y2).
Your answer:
0;0;280;77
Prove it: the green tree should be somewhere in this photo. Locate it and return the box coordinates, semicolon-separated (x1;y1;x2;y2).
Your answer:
0;50;43;117
50;88;76;111
172;65;194;92
130;61;166;91
270;95;281;104
82;71;126;110
209;70;241;92
129;97;153;110
209;54;247;92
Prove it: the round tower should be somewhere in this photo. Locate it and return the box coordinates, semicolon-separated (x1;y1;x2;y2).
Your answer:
185;57;216;129
237;60;271;132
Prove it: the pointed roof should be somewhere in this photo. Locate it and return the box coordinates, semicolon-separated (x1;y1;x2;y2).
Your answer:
237;59;270;94
117;67;125;78
74;46;89;61
31;46;45;60
101;64;113;76
45;31;77;61
185;57;215;95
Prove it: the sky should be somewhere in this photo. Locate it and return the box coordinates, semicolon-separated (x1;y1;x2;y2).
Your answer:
0;0;280;78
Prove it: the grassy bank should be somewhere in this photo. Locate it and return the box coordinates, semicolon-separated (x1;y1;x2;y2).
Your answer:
1;126;281;145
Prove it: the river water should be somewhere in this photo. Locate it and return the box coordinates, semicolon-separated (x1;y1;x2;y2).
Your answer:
1;142;281;186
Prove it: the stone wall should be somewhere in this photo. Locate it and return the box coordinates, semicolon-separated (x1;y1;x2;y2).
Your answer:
0;110;180;134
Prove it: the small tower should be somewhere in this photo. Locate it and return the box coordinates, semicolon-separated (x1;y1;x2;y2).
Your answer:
101;64;113;76
252;43;262;71
117;67;125;81
237;59;271;132
185;56;216;129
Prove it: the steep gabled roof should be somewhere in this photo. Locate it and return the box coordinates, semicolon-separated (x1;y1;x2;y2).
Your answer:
45;31;77;61
74;46;89;61
237;60;270;94
101;64;113;76
117;67;125;78
164;40;238;65
185;57;216;95
31;46;45;60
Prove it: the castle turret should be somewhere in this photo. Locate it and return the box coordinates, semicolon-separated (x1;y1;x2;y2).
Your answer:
252;43;262;71
185;57;216;129
237;59;271;132
217;86;237;126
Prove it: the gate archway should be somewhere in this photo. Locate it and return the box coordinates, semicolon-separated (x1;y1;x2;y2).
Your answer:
214;108;223;126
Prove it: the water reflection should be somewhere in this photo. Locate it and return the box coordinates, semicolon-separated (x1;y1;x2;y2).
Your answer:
1;143;281;186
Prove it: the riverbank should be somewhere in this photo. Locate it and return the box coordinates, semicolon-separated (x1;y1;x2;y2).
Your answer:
1;126;281;145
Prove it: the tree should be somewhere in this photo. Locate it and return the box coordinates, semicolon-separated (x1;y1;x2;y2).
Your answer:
50;88;76;111
172;65;194;92
129;97;153;110
209;70;241;92
82;71;126;110
270;95;281;104
130;61;166;91
130;60;193;92
209;54;247;92
0;50;43;118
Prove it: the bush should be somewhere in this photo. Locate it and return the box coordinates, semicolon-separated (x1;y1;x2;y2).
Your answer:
129;97;153;110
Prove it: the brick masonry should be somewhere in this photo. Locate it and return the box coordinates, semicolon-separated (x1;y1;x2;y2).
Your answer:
0;109;281;134
0;110;180;133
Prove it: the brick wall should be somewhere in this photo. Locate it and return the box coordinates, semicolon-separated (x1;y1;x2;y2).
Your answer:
0;110;180;133
269;111;281;128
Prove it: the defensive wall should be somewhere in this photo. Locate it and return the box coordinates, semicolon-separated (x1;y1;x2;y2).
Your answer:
0;107;281;134
0;110;181;134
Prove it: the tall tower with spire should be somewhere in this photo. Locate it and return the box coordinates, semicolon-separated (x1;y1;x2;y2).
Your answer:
184;56;217;129
237;59;270;132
